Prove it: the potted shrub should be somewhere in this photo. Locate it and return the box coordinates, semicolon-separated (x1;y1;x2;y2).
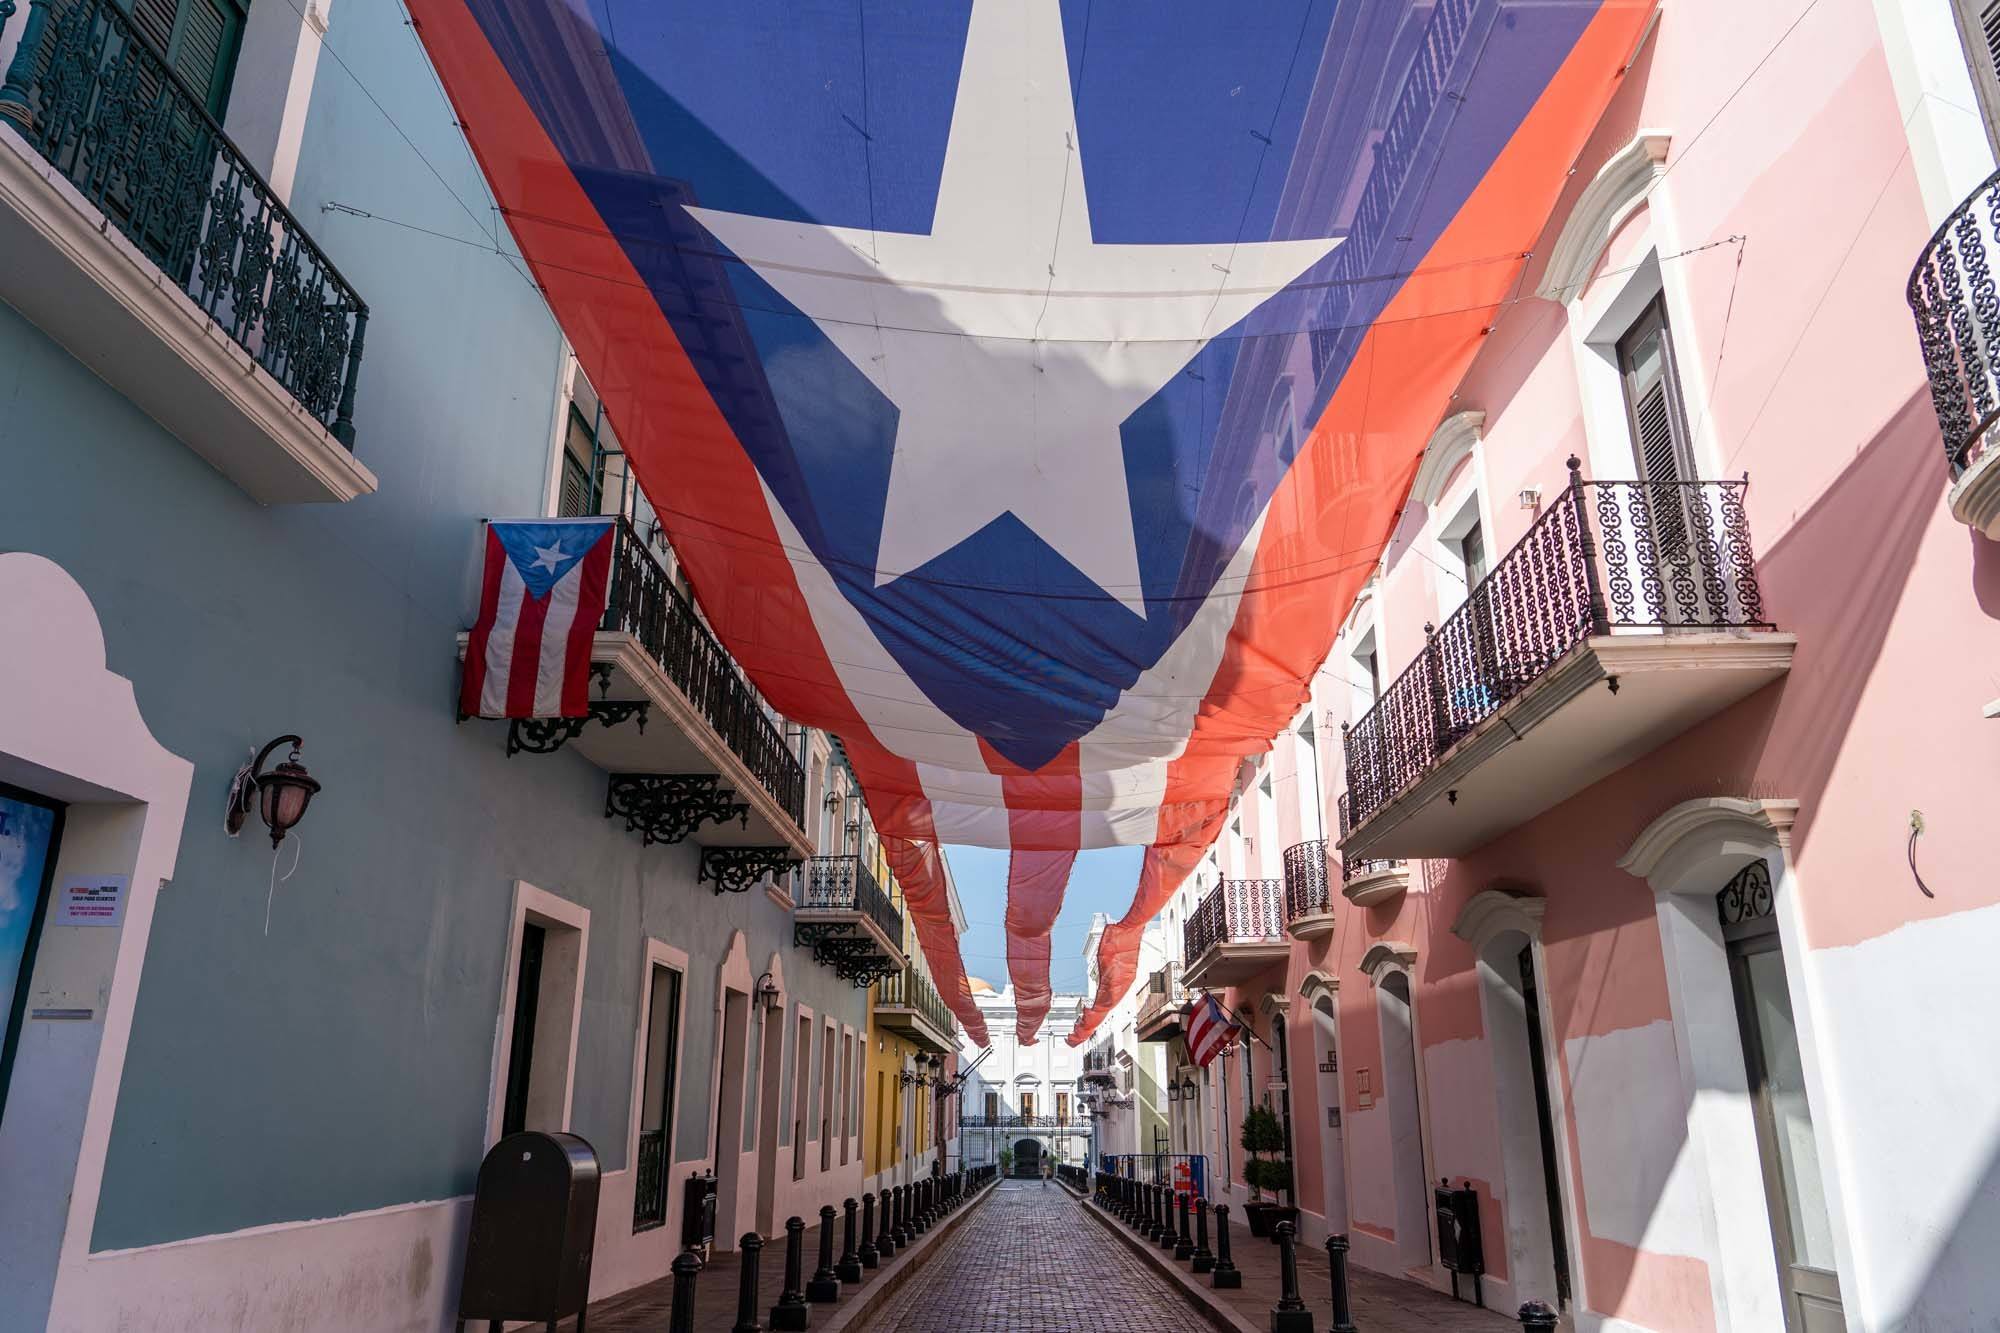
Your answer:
998;1147;1013;1178
1240;1106;1289;1236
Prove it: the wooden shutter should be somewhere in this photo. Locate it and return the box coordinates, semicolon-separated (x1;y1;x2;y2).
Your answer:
1953;0;2000;155
121;0;243;119
1618;298;1701;620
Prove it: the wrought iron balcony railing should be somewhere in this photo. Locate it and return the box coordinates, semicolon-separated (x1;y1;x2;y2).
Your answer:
0;0;366;442
1281;840;1330;922
1341;460;1771;832
1183;877;1285;964
1334;792;1403;883
1908;166;2000;477
601;518;806;824
959;1115;1092;1130
876;964;956;1037
801;854;902;944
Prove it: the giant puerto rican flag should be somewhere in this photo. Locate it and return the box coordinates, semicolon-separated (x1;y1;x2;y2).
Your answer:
408;0;1654;1046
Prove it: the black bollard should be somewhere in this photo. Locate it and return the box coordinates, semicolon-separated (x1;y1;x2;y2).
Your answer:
891;1184;910;1248
859;1193;880;1270
668;1249;702;1333
733;1232;766;1333
875;1186;897;1259
1175;1190;1194;1261
1192;1199;1215;1273
1519;1301;1559;1332
1325;1235;1357;1333
1153;1184;1170;1243
1158;1187;1179;1252
838;1197;862;1283
1212;1205;1242;1289
770;1216;810;1330
912;1180;928;1233
807;1204;840;1301
1270;1221;1313;1333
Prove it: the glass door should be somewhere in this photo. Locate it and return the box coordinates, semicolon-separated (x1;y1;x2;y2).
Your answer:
1719;862;1844;1331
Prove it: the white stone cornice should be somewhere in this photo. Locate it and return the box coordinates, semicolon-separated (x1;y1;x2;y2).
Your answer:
1358;941;1418;983
1617;796;1801;898
1450;889;1547;953
1409;410;1487;510
1535;131;1672;303
1297;970;1339;1006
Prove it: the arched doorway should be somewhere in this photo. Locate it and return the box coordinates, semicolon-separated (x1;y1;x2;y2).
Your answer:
1012;1138;1042;1179
1369;955;1431;1270
1455;890;1574;1311
1301;973;1348;1235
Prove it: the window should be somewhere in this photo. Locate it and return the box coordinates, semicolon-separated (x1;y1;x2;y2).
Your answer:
556;404;605;518
1952;0;2000;153
129;0;248;119
633;963;683;1231
0;786;64;1125
1617;297;1696;486
985;1090;999;1119
838;1032;853;1164
792;1014;810;1180
493;885;588;1144
1458;520;1489;588
1020;1090;1036;1119
820;1021;835;1171
1056;1091;1070;1123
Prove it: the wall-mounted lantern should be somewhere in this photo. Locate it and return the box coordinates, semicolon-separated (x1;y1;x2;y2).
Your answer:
227;735;321;849
754;971;782;1014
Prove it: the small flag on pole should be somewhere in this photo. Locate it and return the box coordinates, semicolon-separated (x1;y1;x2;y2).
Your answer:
460;518;617;720
1184;993;1240;1069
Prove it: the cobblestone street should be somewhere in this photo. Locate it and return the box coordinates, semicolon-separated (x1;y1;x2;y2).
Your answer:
855;1180;1187;1331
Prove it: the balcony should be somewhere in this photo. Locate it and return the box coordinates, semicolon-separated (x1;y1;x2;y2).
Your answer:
1134;963;1190;1043
1281;839;1335;941
1335;795;1409;908
0;0;372;502
1081;1043;1122;1078
462;517;811;876
1181;878;1289;989
1340;463;1793;861
959;1115;1093;1136
874;964;957;1053
1908;166;2000;537
795;855;905;987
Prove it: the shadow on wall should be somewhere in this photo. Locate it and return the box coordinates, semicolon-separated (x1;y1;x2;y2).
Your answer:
1749;383;1938;849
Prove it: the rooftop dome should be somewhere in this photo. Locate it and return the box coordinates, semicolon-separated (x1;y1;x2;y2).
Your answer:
966;976;995;995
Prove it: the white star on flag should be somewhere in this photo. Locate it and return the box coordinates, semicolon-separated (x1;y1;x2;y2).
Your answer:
529;541;568;574
688;0;1341;616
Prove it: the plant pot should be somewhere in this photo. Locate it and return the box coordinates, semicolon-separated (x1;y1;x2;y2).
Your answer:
1263;1206;1300;1242
1243;1201;1277;1238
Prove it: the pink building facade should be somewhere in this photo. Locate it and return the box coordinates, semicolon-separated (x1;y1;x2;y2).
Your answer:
1153;4;2000;1330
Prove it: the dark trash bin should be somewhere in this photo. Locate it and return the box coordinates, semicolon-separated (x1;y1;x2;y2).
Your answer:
457;1131;601;1332
1436;1178;1485;1307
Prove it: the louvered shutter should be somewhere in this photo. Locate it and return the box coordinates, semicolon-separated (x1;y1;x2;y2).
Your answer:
1618;299;1700;623
1953;0;2000;154
118;0;243;118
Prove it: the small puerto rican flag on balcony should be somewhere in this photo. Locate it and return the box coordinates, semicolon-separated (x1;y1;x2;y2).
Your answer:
461;519;617;719
1184;994;1239;1070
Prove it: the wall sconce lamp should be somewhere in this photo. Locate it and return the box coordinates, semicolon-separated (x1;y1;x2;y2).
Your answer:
227;735;321;849
754;972;782;1014
1167;1083;1183;1102
1179;1076;1199;1102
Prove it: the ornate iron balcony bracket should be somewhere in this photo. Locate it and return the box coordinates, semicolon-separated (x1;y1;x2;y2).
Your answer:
605;773;749;847
699;846;801;894
506;700;649;757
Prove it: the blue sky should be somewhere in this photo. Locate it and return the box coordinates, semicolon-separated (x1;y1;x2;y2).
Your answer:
941;843;1147;995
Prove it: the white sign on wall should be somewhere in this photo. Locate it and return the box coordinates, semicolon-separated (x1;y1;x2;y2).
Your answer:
55;874;128;927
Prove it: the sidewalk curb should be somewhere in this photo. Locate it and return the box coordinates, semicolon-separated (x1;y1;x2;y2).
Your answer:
817;1179;1000;1332
1077;1195;1262;1333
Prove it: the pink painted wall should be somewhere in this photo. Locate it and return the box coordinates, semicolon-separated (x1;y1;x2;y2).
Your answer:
1217;1;2000;1327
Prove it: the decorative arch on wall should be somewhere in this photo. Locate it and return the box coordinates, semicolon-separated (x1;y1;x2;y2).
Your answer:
1450;889;1547;954
1357;941;1418;983
1616;796;1799;894
1297;970;1339;1007
1408;410;1487;511
1534;131;1672;303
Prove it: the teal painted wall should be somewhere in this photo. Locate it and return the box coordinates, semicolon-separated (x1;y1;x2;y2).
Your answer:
0;0;864;1254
